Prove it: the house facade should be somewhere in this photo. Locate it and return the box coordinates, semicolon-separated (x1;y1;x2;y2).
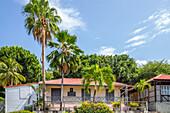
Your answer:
125;74;170;113
5;78;130;112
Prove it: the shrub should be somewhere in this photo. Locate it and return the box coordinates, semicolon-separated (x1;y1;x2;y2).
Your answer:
9;110;34;113
111;102;120;107
128;102;139;107
76;101;113;113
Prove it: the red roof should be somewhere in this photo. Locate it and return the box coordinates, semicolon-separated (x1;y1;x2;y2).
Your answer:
146;74;170;82
5;82;38;88
5;78;129;88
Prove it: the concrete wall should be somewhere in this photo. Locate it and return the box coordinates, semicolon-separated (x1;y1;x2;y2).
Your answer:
5;84;38;113
156;103;170;113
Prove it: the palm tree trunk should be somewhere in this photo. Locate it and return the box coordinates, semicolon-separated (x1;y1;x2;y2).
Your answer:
60;68;64;111
11;78;13;86
42;27;46;111
93;89;96;103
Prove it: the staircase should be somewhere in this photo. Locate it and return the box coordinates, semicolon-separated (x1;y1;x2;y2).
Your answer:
0;100;5;113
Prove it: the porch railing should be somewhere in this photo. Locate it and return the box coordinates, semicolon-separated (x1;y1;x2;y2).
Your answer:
46;96;121;104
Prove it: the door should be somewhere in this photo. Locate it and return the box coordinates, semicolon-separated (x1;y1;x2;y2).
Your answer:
106;89;114;102
51;88;61;103
82;89;91;101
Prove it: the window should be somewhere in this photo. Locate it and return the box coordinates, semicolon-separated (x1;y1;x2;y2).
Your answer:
68;88;76;96
161;85;170;95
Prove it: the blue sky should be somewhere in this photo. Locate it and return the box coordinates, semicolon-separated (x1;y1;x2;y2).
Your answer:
0;0;170;67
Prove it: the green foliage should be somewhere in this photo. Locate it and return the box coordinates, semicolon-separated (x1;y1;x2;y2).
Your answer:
0;46;41;83
0;57;26;87
111;102;120;107
71;54;138;84
135;79;151;92
23;0;61;44
24;106;32;112
0;97;4;103
77;101;113;113
83;65;115;102
9;110;34;113
128;102;139;107
137;60;170;81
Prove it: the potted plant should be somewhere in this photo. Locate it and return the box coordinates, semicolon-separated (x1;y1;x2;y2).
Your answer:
111;102;120;111
128;102;139;111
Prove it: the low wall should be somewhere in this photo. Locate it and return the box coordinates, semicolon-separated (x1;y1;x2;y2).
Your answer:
156;103;170;113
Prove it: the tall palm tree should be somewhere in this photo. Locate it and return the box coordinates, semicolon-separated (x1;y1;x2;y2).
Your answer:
47;30;83;110
83;64;116;102
23;0;61;109
0;57;26;87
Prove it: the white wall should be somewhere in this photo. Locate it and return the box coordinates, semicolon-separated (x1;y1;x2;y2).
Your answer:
5;84;38;113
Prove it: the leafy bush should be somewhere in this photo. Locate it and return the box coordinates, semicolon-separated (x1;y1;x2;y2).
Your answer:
111;102;120;107
9;110;34;113
24;106;32;111
0;97;4;103
129;102;139;107
76;101;113;113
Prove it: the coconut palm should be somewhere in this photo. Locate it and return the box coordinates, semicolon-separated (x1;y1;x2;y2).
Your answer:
47;30;83;110
23;0;61;109
83;64;116;102
0;57;26;87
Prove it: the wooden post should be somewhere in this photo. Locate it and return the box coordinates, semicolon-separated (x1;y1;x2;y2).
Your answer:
148;88;149;103
160;82;162;102
154;82;156;102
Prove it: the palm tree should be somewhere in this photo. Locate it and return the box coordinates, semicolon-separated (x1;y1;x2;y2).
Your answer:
23;0;61;109
29;84;43;111
83;64;116;102
0;57;26;87
135;79;151;100
47;30;83;110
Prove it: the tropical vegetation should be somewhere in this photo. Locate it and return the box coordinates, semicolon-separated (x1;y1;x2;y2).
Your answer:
134;79;151;92
47;30;83;109
23;0;61;109
0;57;26;87
83;64;115;102
76;101;113;113
0;46;41;83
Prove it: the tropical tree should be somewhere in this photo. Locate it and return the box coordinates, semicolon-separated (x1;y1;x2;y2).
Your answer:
0;46;41;83
29;84;43;110
135;79;151;99
23;0;61;109
83;64;116;102
47;30;83;110
0;57;26;87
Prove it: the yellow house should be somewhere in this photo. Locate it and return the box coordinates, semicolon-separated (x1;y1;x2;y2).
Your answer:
5;78;132;112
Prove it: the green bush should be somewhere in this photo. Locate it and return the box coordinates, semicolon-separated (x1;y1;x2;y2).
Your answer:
9;110;34;113
76;101;113;113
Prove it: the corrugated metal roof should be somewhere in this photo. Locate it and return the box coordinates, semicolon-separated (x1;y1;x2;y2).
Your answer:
146;74;170;82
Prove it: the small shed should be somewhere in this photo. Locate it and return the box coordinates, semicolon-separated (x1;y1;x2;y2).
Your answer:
5;83;38;112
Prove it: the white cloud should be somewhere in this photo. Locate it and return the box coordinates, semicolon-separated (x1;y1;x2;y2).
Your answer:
99;46;115;55
125;34;147;43
15;0;85;33
136;60;147;65
121;48;136;54
126;41;146;48
130;26;146;35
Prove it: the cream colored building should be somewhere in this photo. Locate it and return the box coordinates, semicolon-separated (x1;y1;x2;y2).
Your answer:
5;78;131;112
